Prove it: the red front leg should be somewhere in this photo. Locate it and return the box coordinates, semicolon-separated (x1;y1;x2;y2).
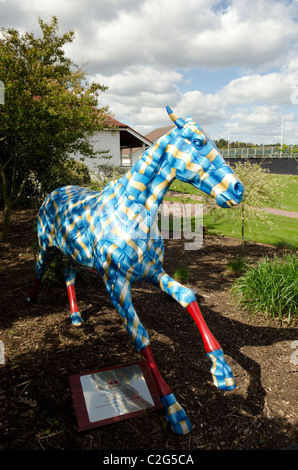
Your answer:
187;300;236;391
186;300;221;353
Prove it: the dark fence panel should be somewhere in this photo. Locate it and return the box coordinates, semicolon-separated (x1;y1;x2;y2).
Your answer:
225;157;298;175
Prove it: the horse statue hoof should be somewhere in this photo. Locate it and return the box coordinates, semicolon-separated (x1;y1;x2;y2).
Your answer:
71;312;84;326
207;349;236;391
160;393;192;435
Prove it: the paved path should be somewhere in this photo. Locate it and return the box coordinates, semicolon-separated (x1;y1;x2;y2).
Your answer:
166;191;298;219
265;208;298;218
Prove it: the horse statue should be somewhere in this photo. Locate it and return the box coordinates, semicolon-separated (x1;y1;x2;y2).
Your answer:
27;106;244;435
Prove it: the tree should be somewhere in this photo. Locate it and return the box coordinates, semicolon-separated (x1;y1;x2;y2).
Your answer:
203;161;281;255
0;17;109;241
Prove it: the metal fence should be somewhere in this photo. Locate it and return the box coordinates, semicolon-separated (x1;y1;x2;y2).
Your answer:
220;146;296;159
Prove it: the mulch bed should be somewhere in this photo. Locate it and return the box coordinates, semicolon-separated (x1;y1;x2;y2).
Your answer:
0;208;297;451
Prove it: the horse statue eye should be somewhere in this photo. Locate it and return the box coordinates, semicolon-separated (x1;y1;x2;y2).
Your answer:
193;138;204;148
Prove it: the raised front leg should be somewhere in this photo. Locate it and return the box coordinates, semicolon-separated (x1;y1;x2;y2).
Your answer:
187;300;236;391
154;271;236;391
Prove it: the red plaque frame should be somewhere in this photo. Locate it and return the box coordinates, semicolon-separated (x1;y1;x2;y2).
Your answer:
69;360;162;431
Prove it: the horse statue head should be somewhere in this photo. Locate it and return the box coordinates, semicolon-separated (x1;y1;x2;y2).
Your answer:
162;106;244;208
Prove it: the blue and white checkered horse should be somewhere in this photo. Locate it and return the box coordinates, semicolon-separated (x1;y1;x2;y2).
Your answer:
28;107;244;434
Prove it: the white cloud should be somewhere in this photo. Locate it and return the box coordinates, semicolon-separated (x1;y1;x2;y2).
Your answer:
59;0;298;74
93;65;183;130
176;91;227;126
219;64;298;106
94;66;182;97
1;0;298;143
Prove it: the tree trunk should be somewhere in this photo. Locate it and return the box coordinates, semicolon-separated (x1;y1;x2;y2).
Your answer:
241;204;245;257
1;168;28;242
2;202;12;242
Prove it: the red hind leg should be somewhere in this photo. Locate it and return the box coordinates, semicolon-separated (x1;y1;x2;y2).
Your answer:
141;345;171;397
67;284;84;326
27;277;41;302
141;345;192;435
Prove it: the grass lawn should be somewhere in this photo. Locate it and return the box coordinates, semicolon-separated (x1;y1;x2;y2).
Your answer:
167;173;298;249
262;174;298;212
169;179;201;196
202;212;298;249
169;173;298;210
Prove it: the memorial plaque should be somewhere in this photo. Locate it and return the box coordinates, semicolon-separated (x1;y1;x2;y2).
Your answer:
69;360;162;431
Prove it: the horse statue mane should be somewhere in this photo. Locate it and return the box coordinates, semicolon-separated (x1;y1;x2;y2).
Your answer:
28;106;244;435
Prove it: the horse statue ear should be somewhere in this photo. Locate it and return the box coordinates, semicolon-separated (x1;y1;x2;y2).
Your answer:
166;106;186;128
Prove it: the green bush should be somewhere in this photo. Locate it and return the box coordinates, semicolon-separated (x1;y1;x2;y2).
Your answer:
43;253;67;285
226;258;247;274
43;252;91;285
90;164;126;191
16;158;92;206
39;158;91;195
231;254;298;323
173;267;190;283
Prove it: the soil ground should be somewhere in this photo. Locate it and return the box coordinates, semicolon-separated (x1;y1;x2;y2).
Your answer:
0;208;297;451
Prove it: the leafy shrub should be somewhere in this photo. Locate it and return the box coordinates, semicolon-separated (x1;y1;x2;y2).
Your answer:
231;254;298;323
201;162;282;254
39;158;91;195
173;267;190;283
43;252;91;285
43;253;67;285
16;158;92;206
90;164;126;191
226;258;247;274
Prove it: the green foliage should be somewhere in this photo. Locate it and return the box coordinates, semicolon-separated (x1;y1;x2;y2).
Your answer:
226;258;247;274
39;158;91;195
90;164;126;192
203;162;282;253
214;139;256;149
233;161;281;209
263;174;298;212
203;212;298;249
173;267;190;283
231;254;298;323
43;253;67;285
17;158;91;204
0;16;109;240
168;169;297;249
280;143;298;156
43;252;90;285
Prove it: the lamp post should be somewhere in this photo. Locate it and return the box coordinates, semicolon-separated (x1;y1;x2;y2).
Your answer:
226;122;238;158
280;114;284;157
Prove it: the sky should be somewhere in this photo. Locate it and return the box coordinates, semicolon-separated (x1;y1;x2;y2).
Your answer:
1;0;298;145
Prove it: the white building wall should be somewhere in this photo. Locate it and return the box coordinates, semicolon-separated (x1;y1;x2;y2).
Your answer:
73;130;121;175
131;148;144;166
